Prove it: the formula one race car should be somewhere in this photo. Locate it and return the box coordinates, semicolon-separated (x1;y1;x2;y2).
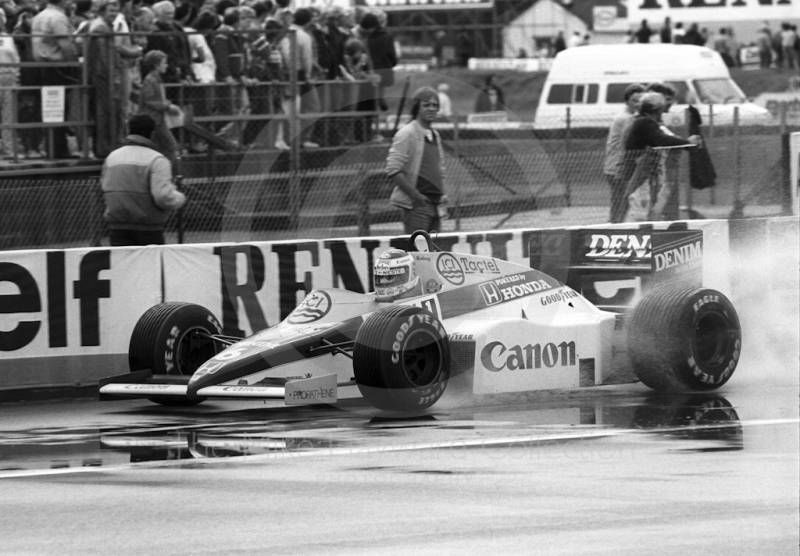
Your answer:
99;229;742;412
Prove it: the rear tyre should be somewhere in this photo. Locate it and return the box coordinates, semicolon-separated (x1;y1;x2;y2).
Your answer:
129;302;222;406
628;287;741;392
353;305;450;412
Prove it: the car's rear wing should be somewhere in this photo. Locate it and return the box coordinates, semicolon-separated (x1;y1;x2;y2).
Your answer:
529;225;703;312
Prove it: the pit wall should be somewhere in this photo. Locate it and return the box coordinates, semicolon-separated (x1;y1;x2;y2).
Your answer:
0;218;795;394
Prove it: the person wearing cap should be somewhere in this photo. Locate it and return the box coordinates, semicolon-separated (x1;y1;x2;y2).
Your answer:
603;82;644;223
620;92;700;222
101;113;186;246
386;86;448;234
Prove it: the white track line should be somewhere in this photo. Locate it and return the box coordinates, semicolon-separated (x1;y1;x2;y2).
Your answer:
1;418;797;479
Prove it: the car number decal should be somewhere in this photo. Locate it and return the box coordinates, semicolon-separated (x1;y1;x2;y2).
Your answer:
403;295;443;320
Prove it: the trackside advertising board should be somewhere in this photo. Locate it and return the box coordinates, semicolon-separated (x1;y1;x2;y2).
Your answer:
0;248;162;390
0;222;730;391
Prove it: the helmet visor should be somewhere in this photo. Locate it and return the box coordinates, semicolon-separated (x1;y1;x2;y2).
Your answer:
374;265;409;289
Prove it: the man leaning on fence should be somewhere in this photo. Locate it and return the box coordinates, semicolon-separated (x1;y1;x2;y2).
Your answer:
386;87;448;234
100;114;186;246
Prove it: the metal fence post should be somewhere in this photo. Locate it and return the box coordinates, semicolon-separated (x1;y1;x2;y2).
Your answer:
81;40;90;159
356;158;370;237
175;154;184;243
288;30;300;231
729;106;744;219
453;114;461;231
683;107;693;217
564;106;572;207
707;104;715;205
780;103;793;216
108;33;117;152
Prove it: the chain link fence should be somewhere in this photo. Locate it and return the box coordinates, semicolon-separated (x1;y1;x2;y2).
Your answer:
1;119;794;251
0;31;795;250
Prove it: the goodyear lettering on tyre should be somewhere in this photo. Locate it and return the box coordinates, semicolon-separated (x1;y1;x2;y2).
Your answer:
689;338;740;385
693;294;719;313
164;325;180;373
391;312;446;365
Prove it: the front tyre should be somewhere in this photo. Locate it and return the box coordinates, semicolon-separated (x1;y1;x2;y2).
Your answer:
628;288;741;392
129;302;222;406
353;305;450;412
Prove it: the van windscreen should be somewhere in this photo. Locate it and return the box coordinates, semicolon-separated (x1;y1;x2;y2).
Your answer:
693;79;745;104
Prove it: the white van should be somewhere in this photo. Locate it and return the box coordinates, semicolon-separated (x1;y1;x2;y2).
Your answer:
533;44;774;129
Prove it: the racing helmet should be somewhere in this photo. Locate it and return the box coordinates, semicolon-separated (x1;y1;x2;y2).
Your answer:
374;249;419;302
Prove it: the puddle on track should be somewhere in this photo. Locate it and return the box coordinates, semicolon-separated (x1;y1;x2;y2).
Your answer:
0;391;746;474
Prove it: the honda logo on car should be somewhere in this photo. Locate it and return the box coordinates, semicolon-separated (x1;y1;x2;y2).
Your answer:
479;274;552;306
481;340;577;372
586;234;650;259
655;241;701;271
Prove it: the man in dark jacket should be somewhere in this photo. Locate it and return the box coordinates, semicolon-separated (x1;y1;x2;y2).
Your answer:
362;11;397;112
101;114;186;246
620;92;699;221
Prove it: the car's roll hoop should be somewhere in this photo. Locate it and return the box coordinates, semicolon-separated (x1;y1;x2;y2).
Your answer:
407;230;441;253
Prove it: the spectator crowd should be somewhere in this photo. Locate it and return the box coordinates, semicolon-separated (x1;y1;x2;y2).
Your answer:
548;17;800;72
624;17;799;70
0;0;398;160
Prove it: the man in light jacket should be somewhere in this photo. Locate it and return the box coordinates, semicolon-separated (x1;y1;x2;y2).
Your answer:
101;114;186;246
386;87;447;234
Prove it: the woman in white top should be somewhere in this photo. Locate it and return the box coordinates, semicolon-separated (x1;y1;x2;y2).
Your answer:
178;5;217;147
178;5;216;84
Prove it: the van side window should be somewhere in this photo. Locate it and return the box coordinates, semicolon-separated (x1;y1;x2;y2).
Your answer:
587;84;598;103
547;84;599;105
606;83;635;103
547;84;572;104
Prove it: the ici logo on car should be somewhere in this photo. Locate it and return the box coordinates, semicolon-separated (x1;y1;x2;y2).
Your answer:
437;253;465;285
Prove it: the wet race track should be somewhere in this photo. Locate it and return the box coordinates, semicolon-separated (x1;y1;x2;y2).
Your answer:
0;360;797;556
1;227;799;556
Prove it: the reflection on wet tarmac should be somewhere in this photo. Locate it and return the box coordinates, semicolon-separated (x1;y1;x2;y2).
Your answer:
0;393;744;473
633;394;744;451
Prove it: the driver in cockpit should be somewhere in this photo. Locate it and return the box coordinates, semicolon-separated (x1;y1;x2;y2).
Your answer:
373;249;423;302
